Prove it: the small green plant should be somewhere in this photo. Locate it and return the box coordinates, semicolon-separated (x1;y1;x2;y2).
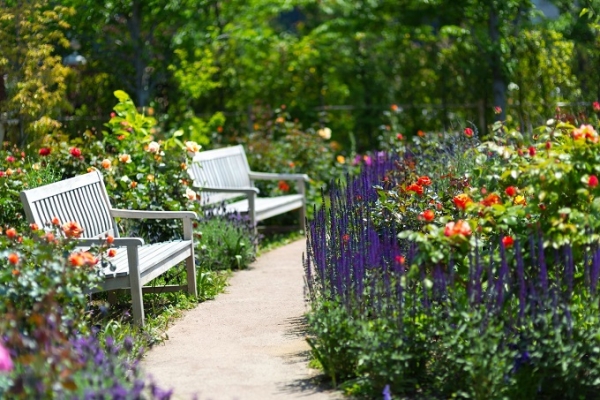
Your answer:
195;209;257;271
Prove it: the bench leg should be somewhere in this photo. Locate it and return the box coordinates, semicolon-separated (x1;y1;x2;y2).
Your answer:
130;282;145;326
186;252;197;297
127;247;145;326
299;204;306;232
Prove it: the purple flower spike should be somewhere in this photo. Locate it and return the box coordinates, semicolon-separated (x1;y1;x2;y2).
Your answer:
383;384;392;400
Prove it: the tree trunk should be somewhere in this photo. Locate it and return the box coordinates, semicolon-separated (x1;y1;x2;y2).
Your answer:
129;0;149;107
489;3;506;121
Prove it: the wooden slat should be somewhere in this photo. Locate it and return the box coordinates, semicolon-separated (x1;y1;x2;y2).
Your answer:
20;171;115;238
226;194;304;221
102;241;192;279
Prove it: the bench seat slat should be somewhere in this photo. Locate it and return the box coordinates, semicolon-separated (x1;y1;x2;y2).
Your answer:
101;240;192;279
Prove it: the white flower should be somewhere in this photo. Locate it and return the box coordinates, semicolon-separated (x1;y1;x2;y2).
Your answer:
120;175;130;183
185;188;198;201
317;127;332;140
185;141;201;157
147;141;160;153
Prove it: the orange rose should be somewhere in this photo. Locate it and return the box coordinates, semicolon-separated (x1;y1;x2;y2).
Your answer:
444;220;472;237
421;210;435;221
481;193;501;207
5;228;17;239
7;253;19;265
416;176;432;186
62;221;84;238
453;194;473;210
406;183;424;195
107;249;117;258
69;253;85;267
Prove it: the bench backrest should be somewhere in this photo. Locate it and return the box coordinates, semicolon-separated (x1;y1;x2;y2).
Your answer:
20;170;118;239
189;145;253;205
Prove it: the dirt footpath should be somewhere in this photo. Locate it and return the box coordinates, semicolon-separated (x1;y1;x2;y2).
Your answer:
141;239;341;400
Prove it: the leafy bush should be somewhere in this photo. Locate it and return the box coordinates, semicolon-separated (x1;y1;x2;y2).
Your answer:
196;207;257;271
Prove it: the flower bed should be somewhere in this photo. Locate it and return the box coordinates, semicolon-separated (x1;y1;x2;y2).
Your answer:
0;91;259;398
305;109;600;398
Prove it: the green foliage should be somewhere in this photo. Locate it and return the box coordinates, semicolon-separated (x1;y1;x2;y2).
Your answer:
0;1;74;145
0;223;103;325
195;211;257;271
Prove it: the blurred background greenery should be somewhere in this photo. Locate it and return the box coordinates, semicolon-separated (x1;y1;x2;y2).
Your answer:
1;0;599;154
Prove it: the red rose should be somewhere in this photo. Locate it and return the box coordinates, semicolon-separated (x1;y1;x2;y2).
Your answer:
69;147;82;158
505;186;517;197
278;180;290;192
464;127;474;137
589;175;599;188
594;101;600;112
528;146;536;157
39;147;51;156
502;236;514;248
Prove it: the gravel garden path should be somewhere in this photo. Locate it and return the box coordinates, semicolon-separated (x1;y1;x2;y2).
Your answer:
141;239;342;400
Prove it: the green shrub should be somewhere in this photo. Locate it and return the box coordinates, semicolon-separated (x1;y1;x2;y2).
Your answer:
196;209;257;271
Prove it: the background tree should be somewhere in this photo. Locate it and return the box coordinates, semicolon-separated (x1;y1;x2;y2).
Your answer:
0;1;74;145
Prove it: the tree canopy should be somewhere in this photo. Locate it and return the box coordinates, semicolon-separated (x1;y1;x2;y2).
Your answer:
0;0;598;151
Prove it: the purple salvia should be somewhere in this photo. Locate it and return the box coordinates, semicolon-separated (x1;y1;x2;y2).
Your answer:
467;248;474;302
495;237;508;311
420;260;430;310
515;240;526;320
564;245;574;299
551;289;559;330
383;384;392;400
473;236;484;305
591;247;600;295
538;234;548;294
583;243;590;290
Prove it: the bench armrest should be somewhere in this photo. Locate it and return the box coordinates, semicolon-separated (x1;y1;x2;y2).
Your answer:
109;209;196;241
110;209;197;220
76;237;145;247
198;186;260;195
248;172;310;182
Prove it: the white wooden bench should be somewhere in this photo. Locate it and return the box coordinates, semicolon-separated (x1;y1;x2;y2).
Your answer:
188;145;310;231
19;170;197;326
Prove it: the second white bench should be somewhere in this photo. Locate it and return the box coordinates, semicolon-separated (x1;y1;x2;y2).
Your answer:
188;145;310;231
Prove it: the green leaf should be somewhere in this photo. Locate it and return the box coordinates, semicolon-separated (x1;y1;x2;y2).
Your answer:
580;8;589;18
113;90;131;102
